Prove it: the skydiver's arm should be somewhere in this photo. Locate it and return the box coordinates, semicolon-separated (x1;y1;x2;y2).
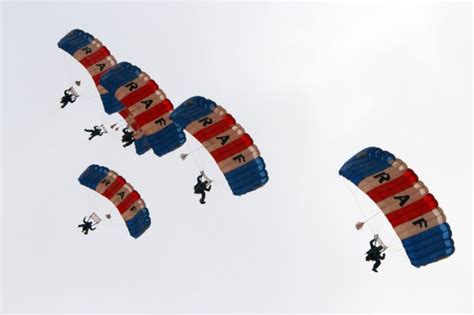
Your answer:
90;226;96;231
197;175;203;183
204;185;211;191
380;253;385;260
370;239;376;247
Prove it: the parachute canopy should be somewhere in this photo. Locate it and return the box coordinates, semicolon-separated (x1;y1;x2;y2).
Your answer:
58;29;152;154
78;164;151;238
170;96;269;195
339;147;454;267
99;62;186;156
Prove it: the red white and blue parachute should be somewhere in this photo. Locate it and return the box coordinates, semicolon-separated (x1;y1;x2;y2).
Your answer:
170;96;268;195
339;147;454;267
78;164;151;238
57;29;152;154
99;62;186;156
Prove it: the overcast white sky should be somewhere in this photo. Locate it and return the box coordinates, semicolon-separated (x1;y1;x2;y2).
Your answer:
1;2;472;314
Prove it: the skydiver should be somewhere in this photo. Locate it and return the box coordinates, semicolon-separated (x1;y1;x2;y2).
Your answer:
84;125;104;140
121;127;135;147
60;87;78;108
365;237;386;272
77;217;96;235
194;171;212;204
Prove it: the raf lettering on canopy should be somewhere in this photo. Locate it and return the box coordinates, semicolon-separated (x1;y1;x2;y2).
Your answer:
155;117;166;126
142;99;153;109
117;191;125;200
373;172;390;184
394;195;410;207
199;117;213;127
216;135;230;146
82;46;92;54
96;63;106;71
233;154;246;164
412;218;428;228
126;82;139;91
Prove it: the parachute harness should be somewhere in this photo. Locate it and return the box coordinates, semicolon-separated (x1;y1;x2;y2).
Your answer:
373;234;388;252
200;171;213;187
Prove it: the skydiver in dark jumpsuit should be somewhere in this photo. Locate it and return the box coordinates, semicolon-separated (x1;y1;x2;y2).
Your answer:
365;237;386;272
84;126;104;140
60;88;78;108
78;217;96;235
121;127;135;147
194;173;212;204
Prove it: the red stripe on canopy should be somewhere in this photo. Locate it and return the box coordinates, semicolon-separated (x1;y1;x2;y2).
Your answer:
102;176;126;199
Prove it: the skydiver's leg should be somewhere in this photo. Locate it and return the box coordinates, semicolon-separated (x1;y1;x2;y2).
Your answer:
79;225;87;233
372;259;381;272
61;97;69;108
199;192;206;204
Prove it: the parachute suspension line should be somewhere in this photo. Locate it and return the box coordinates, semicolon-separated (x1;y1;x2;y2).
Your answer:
62;53;82;90
385;247;410;261
194;142;207;171
384;240;405;253
180;137;223;188
86;192;114;223
62;52;76;86
110;122;125;132
78;94;100;103
355;211;383;230
62;53;70;85
342;180;364;213
102;205;115;220
88;188;92;216
342;180;377;235
180;146;204;160
182;137;206;173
